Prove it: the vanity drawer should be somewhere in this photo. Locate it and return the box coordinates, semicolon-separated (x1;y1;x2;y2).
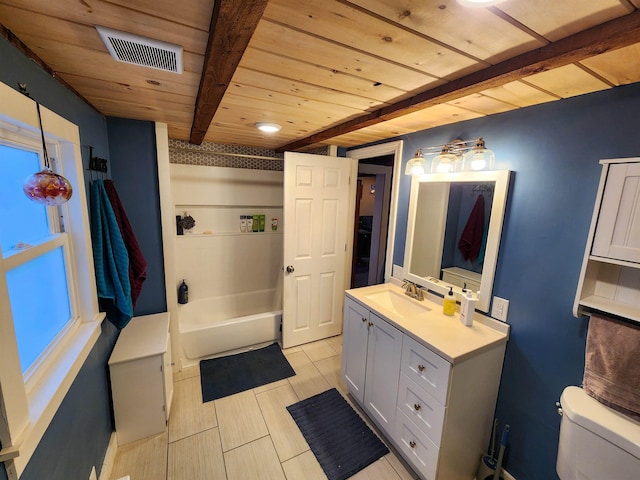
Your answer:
398;373;445;447
395;409;439;480
401;335;451;405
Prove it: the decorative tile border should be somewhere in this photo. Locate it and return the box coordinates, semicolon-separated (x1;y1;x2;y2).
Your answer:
168;139;330;171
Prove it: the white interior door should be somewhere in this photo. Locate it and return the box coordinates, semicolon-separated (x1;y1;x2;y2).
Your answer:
282;152;357;348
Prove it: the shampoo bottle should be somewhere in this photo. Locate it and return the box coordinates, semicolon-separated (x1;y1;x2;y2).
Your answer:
443;287;456;316
178;280;189;304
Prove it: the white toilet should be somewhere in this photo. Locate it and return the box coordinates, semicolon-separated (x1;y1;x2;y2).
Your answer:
557;386;640;479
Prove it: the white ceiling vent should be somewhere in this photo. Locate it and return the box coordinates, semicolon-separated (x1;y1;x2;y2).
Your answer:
96;26;183;74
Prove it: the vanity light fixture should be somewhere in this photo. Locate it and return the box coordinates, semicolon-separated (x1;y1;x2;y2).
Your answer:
256;122;281;133
405;137;495;176
461;137;495;171
404;149;429;176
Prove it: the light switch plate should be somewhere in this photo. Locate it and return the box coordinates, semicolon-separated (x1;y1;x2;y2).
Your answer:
492;296;509;322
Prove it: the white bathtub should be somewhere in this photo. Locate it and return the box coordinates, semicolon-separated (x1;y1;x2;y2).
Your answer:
179;289;282;364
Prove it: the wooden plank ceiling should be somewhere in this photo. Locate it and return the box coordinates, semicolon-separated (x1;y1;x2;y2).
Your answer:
1;0;639;152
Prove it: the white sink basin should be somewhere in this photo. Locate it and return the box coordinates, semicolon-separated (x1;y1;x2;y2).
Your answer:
365;289;431;317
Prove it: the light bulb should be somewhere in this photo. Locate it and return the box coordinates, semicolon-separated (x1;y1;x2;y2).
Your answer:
409;163;425;176
405;150;427;176
436;162;454;173
431;149;458;174
470;155;487;171
457;0;506;7
256;122;281;133
462;138;495;171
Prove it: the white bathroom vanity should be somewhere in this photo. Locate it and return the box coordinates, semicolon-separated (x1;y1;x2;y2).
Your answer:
341;283;509;480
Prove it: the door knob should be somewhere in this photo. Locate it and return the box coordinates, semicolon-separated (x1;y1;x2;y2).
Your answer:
286;265;295;273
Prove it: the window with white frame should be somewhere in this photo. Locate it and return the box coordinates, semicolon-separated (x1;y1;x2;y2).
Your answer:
0;81;103;478
0;139;76;379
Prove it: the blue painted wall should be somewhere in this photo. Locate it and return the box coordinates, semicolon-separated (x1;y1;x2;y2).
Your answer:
106;117;166;314
1;37;165;479
371;81;640;479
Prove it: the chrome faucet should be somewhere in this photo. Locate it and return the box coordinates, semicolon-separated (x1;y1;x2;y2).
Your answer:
402;280;424;301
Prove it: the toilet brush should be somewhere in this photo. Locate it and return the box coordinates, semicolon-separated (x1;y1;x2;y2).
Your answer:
492;424;510;480
476;418;498;479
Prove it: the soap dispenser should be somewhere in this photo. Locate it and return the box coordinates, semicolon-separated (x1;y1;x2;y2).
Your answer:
459;292;476;326
443;287;455;316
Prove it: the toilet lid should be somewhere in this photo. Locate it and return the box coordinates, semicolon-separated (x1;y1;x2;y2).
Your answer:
561;386;640;458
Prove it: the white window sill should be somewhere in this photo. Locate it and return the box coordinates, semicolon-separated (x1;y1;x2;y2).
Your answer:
11;313;105;476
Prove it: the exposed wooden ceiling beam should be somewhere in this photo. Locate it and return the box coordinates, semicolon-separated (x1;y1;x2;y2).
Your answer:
189;0;269;145
276;10;640;152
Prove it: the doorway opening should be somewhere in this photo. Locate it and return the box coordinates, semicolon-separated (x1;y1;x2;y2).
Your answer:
351;154;394;288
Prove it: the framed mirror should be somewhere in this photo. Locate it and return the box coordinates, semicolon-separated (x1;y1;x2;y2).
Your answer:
403;170;510;312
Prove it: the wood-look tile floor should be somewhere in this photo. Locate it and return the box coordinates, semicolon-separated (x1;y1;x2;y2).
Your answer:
109;335;419;480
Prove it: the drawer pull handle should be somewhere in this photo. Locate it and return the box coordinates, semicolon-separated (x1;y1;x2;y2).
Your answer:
361;317;367;323
414;403;422;411
418;364;426;372
409;440;416;449
368;322;373;327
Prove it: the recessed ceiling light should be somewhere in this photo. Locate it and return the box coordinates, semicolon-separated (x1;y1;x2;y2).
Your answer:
256;122;281;133
456;0;505;7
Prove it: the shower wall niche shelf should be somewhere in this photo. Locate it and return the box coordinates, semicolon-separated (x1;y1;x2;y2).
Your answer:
574;158;640;323
174;204;283;236
176;232;283;238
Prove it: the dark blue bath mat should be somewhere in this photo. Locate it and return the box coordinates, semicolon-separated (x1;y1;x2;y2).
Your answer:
287;388;389;480
200;343;295;402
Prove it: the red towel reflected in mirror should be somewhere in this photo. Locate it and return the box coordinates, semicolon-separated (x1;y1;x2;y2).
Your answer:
458;194;485;261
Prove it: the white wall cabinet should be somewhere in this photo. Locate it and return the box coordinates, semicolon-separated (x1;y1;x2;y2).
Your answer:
342;286;508;480
109;312;173;446
591;162;640;263
341;297;402;433
574;158;640;322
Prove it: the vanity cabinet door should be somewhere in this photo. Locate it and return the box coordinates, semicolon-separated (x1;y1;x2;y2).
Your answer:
341;297;370;403
592;162;640;263
364;312;403;434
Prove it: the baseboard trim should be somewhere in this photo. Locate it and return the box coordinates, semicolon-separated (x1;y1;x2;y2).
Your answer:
476;468;516;480
99;432;117;480
502;468;516;480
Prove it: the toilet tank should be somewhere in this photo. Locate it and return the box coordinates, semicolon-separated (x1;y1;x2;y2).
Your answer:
557;386;640;480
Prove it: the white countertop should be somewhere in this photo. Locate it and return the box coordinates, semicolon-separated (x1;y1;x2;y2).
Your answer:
109;312;170;365
346;283;509;364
